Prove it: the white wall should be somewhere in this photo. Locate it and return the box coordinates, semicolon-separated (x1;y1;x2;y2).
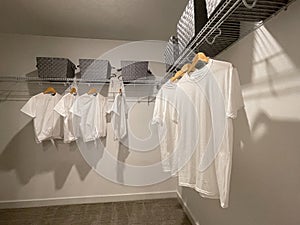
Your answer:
0;34;177;207
178;2;300;225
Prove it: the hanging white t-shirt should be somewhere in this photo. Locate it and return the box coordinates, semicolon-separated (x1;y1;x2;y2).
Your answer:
173;59;244;208
152;81;178;174
20;92;63;143
109;77;124;93
108;93;129;140
54;93;78;143
70;93;107;142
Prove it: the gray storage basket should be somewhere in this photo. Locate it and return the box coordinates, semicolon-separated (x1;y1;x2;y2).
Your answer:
177;0;208;54
206;0;222;18
36;57;76;79
121;61;149;81
207;0;289;21
164;36;180;72
79;59;112;80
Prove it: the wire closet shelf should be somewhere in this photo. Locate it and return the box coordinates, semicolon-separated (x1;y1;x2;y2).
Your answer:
0;0;294;90
0;76;159;86
0;76;160;102
162;0;294;84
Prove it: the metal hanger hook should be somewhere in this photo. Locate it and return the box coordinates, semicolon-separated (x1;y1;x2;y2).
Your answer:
205;28;222;45
242;0;257;9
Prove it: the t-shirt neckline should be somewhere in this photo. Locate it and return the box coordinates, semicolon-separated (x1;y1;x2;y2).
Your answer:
188;58;214;82
164;80;177;89
42;92;57;97
83;93;98;98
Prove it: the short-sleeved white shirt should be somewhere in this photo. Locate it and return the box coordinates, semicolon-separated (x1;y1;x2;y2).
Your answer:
70;93;107;142
20;92;63;143
54;93;78;143
152;81;178;174
109;77;124;93
108;93;129;140
173;59;244;208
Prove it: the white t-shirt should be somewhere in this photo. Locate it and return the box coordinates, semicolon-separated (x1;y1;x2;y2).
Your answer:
152;81;178;174
108;93;129;140
109;77;124;93
70;93;107;142
20;92;63;143
173;59;244;208
54;93;78;143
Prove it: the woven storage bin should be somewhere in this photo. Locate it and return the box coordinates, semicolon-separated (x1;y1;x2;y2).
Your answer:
164;36;180;72
121;61;149;81
36;57;76;79
207;0;289;21
177;0;208;54
206;0;222;18
79;59;111;80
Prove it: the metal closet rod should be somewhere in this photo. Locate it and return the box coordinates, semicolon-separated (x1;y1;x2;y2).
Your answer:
0;76;159;85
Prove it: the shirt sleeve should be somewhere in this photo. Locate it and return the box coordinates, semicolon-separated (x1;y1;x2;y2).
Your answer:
103;97;108;116
20;96;36;118
171;89;179;124
119;96;128;139
54;97;66;117
108;95;119;115
226;66;244;119
152;89;164;125
70;98;81;117
124;96;129;115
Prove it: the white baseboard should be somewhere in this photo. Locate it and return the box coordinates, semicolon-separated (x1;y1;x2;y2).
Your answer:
177;191;198;225
0;191;177;209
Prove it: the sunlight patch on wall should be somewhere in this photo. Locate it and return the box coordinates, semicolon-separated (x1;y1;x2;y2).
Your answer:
243;25;300;101
252;25;296;84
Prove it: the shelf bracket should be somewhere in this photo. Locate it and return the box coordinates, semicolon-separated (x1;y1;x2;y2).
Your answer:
205;28;222;45
242;0;257;9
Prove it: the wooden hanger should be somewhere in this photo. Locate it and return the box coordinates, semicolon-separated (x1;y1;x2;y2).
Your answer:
87;88;97;95
44;87;57;95
70;87;77;95
170;63;191;82
187;52;209;74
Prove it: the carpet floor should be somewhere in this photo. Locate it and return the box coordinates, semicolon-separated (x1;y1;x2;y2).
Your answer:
0;198;192;225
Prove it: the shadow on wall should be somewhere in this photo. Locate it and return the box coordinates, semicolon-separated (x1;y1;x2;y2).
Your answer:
25;70;111;97
180;18;300;224
180;109;300;225
232;32;255;86
0;68;133;195
26;70;70;96
0;121;92;190
231;110;300;224
116;142;130;184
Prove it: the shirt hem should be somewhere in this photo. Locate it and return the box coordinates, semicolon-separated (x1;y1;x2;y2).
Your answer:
178;182;219;198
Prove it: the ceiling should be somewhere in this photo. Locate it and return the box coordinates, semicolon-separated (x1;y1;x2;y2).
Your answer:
0;0;189;41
